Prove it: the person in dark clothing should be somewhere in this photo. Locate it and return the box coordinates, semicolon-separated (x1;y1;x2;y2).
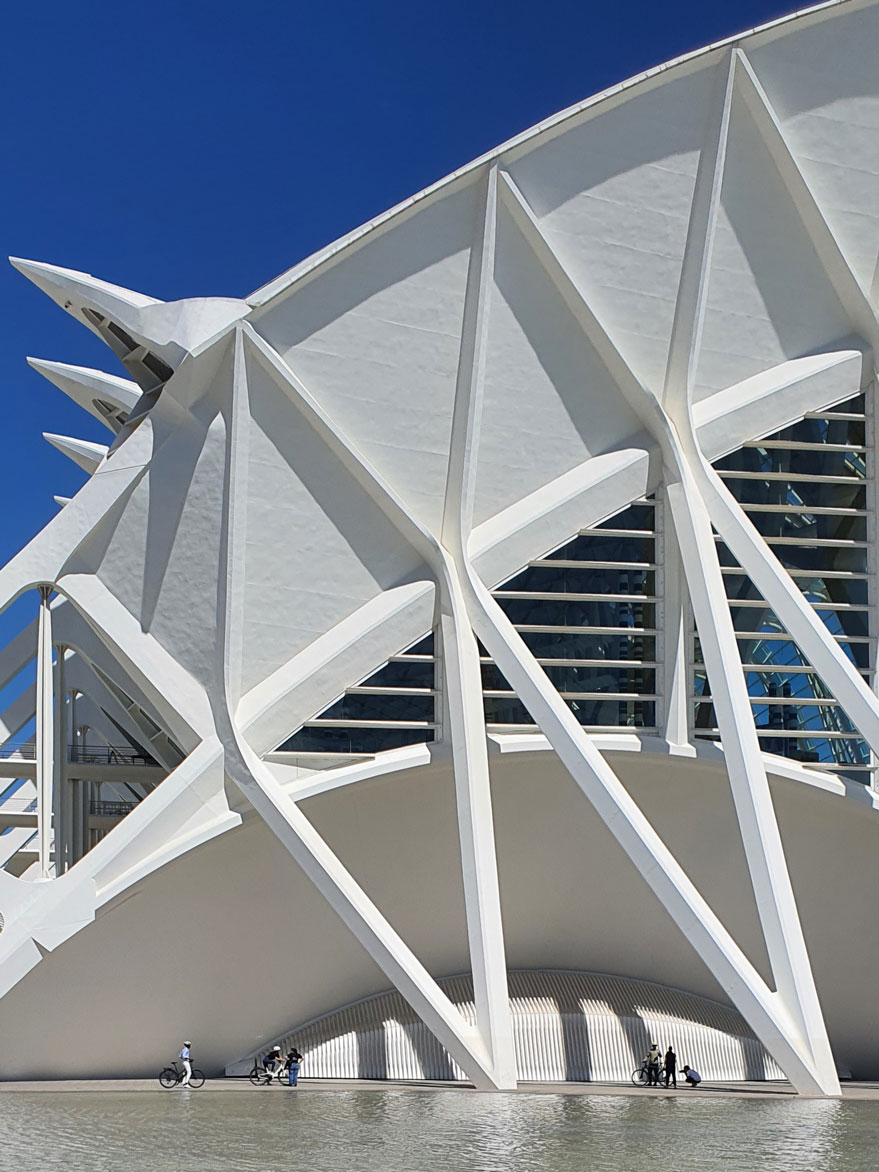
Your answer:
262;1045;282;1082
286;1047;303;1087
664;1046;677;1088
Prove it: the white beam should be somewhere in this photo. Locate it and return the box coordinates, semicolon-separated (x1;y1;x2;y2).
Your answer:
35;587;53;879
439;164;516;1088
459;559;830;1094
491;142;840;1094
215;326;505;1089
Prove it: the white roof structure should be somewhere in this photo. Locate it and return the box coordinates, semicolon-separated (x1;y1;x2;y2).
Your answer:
1;0;879;1092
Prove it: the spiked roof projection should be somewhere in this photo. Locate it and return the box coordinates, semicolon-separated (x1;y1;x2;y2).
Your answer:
2;0;879;1094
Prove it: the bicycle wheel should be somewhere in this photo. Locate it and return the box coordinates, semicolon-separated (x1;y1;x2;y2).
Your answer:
159;1068;178;1089
275;1068;288;1084
188;1069;205;1089
631;1067;648;1086
248;1068;264;1086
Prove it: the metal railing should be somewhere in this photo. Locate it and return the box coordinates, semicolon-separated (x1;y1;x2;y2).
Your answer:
0;744;158;766
89;800;139;818
68;746;158;767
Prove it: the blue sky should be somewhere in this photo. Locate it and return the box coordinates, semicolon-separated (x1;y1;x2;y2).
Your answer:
0;0;796;569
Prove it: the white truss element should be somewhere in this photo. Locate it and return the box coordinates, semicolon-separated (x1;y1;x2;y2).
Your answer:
3;0;879;1092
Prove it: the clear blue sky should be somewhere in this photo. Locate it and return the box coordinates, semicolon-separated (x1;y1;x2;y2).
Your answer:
0;0;796;568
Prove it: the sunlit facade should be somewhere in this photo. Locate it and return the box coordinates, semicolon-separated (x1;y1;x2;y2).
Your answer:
1;0;879;1094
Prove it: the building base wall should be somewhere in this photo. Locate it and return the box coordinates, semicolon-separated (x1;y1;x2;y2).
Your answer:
0;748;874;1081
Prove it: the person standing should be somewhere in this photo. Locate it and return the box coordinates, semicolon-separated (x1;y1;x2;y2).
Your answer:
287;1047;302;1087
645;1043;662;1086
664;1045;677;1088
178;1041;192;1087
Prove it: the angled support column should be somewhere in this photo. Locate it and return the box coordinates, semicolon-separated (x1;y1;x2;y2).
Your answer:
658;46;838;1093
666;464;839;1094
217;326;506;1090
35;586;54;879
698;464;879;758
490;128;838;1092
435;163;516;1088
458;557;831;1094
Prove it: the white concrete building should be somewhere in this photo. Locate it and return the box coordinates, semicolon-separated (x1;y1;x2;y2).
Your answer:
1;0;878;1093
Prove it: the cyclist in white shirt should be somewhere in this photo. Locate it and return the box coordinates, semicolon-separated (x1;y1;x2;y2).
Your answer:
178;1041;192;1087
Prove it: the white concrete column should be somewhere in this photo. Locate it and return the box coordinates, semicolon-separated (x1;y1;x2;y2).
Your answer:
71;724;88;865
659;491;690;748
35;585;54;878
666;466;840;1095
52;647;67;874
60;688;77;873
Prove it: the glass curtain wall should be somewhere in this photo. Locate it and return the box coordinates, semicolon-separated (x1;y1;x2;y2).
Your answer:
281;390;873;777
481;500;657;733
692;393;873;783
280;500;659;756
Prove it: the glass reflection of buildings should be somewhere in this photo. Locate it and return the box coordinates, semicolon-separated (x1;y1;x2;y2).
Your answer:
283;395;872;785
694;395;870;783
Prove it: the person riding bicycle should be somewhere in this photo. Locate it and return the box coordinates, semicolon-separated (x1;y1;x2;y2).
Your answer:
286;1047;303;1087
178;1041;193;1087
262;1045;283;1082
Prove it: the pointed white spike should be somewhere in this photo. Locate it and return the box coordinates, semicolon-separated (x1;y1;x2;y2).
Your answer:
27;359;141;431
10;257;164;369
9;258;158;311
11;258;248;371
53;496;71;509
42;433;108;475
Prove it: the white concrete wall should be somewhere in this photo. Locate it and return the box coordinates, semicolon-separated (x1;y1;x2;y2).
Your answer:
0;749;875;1080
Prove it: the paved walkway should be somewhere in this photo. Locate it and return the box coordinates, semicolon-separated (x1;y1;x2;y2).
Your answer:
2;1078;879;1099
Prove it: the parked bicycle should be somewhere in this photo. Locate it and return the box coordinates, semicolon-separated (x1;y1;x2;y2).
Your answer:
159;1060;205;1089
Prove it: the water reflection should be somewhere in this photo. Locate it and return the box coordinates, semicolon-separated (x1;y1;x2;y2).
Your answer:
0;1088;874;1172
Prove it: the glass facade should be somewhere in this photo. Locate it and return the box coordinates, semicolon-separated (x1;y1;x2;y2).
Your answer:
692;394;873;782
483;499;657;733
280;397;874;780
279;501;658;755
280;635;437;754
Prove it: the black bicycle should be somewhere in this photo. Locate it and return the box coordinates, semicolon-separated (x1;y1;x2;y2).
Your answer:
159;1060;205;1089
631;1062;663;1086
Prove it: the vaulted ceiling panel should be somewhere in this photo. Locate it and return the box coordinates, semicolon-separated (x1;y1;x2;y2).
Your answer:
249;181;480;532
240;343;426;695
747;1;879;294
506;58;716;394
694;85;853;402
472;197;644;528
